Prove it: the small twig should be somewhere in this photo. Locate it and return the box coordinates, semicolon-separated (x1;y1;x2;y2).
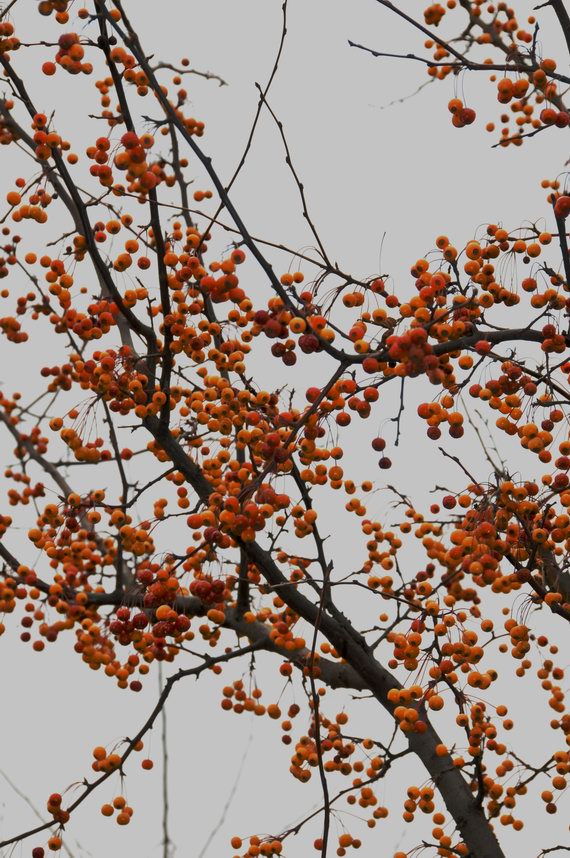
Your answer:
0;769;81;858
0;643;263;850
255;83;331;268
438;446;482;488
197;728;254;857
158;663;171;858
0;0;19;19
151;61;227;87
197;0;288;247
307;561;333;858
538;847;570;857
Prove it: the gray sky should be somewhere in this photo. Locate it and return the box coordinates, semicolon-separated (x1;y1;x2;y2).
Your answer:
1;1;569;857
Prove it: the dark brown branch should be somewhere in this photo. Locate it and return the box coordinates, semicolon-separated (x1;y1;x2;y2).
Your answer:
140;415;505;856
348;39;563;77
365;0;570;86
236;548;250;618
94;0;134;131
107;1;350;366
546;0;570;59
0;66;156;353
371;0;570;83
147;186;174;430
151;61;227;87
0;0;19;20
307;564;332;858
0;541;369;692
553;208;570;293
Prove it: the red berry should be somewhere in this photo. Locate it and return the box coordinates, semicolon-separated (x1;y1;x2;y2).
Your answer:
540;108;558;125
554;195;570;219
121;131;140;149
475;340;492;355
459;107;476;125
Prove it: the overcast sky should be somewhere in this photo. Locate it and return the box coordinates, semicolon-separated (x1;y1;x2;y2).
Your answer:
1;1;570;857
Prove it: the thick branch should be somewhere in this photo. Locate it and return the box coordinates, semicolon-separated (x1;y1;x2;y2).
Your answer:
546;0;570;60
142;422;504;856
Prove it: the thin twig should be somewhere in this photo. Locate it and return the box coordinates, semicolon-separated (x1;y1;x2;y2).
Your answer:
158;662;171;858
0;769;82;858
0;644;263;850
197;728;254;857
